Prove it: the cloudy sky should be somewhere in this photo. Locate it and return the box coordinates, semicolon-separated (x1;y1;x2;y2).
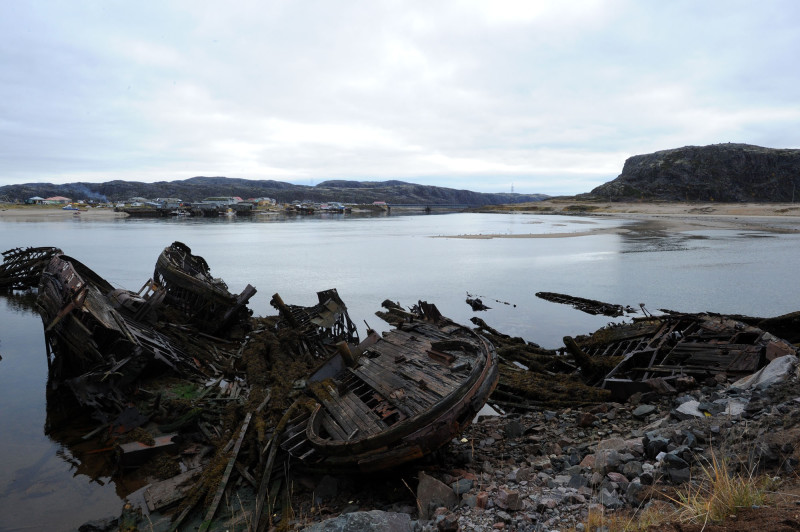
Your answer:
1;1;799;195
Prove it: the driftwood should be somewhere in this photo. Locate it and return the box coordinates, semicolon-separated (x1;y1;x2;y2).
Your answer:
536;291;636;317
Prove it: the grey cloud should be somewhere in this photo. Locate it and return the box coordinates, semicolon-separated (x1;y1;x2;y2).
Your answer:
1;1;799;194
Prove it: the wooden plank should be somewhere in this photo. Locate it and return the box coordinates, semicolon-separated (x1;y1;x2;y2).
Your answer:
356;358;436;411
338;392;386;435
333;392;379;435
316;392;360;436
366;349;450;398
320;414;349;441
373;338;467;391
349;367;418;417
199;412;252;532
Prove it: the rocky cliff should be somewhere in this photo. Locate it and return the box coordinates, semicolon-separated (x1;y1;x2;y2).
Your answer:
591;143;800;202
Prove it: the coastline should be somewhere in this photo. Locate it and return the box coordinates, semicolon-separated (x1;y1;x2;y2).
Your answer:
4;201;800;236
451;200;800;238
0;206;128;220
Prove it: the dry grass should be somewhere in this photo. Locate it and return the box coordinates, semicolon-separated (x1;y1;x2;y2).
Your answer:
670;449;768;527
582;503;674;531
575;447;774;532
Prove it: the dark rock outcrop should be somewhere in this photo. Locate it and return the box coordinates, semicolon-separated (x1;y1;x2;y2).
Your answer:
591;143;800;202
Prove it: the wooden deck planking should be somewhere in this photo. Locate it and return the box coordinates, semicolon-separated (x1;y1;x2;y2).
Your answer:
338;392;387;435
367;350;451;398
320;414;349;441
351;364;427;417
357;356;439;407
316;392;360;436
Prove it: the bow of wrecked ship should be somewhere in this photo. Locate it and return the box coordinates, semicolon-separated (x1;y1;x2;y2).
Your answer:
1;244;799;530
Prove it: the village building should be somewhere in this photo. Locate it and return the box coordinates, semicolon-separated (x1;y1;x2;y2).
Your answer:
44;196;72;205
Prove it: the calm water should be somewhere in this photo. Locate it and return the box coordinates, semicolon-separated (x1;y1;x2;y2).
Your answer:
1;212;799;530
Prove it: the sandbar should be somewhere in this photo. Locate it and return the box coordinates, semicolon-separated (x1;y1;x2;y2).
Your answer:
0;206;128;221
445;201;800;238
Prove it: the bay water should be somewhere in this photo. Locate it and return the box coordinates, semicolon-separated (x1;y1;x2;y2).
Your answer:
1;211;799;530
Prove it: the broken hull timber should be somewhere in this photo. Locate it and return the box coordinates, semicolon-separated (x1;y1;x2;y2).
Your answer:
37;252;201;420
572;312;798;400
281;307;499;471
154;241;255;334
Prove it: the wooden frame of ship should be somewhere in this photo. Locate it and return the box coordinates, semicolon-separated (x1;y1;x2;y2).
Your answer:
154;241;256;334
276;301;500;471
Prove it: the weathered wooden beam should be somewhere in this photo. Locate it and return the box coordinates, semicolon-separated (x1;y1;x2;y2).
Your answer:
199;412;253;532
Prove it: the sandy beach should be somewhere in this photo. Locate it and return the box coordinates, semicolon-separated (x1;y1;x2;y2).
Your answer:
0;206;128;221
446;200;800;239
4;201;800;236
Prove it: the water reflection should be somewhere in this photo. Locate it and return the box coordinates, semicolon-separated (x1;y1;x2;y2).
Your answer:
0;291;123;531
0;289;39;313
619;219;709;253
1;212;800;530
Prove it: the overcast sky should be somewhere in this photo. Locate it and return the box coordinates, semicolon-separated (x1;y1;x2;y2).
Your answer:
1;1;799;195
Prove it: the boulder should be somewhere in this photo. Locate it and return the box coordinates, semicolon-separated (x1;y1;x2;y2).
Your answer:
417;472;458;520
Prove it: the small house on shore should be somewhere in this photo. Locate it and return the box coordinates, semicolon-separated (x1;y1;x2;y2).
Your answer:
44;196;72;205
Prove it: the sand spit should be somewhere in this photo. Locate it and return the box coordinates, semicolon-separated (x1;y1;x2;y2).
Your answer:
0;206;128;220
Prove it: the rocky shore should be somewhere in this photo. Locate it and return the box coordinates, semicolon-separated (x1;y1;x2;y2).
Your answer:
295;354;800;532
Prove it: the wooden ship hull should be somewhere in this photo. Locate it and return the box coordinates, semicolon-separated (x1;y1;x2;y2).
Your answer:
277;302;499;471
36;252;200;421
566;311;798;400
154;241;255;334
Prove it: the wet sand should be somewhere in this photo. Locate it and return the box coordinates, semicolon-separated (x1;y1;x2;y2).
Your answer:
4;201;800;237
0;206;128;220
448;200;800;238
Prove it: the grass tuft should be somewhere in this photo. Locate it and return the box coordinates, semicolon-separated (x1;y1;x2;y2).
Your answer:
671;448;768;526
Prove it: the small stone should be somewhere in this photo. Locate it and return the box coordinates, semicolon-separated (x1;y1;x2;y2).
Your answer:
578;412;598;427
594;449;621;474
476;491;489;509
606;472;628;485
451;478;474;496
598;488;624;509
461;494;477;508
667;468;691;484
663;452;689;469
504;420;524;439
579;454;596;469
417;472;458;520
626;481;648;505
495;488;523;511
436;511;459;532
633;405;656;418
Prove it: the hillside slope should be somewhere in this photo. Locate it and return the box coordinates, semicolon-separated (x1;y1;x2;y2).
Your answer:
591;143;800;202
0;177;547;205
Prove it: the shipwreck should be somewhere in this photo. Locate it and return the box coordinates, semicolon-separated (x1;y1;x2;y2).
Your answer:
2;243;798;530
0;242;502;530
275;301;499;472
154;241;256;334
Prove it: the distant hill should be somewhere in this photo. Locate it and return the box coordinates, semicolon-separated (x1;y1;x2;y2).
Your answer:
0;177;548;205
590;143;800;202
